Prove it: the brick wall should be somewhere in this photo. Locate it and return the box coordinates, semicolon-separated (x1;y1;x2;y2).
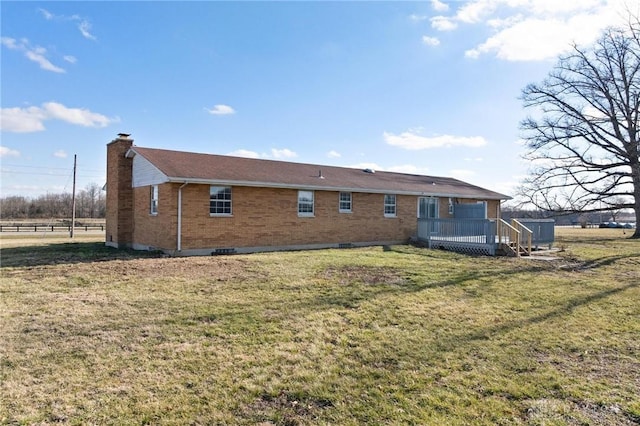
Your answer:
122;182;501;253
131;184;178;249
136;184;423;251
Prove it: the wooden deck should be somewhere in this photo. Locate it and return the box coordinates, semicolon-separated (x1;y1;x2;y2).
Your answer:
417;218;555;256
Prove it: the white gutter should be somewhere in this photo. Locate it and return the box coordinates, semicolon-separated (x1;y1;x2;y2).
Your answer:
177;182;189;252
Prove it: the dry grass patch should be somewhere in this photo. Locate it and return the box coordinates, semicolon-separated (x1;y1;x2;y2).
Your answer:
1;229;639;424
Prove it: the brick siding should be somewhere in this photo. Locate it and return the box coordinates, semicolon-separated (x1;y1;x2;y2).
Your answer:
131;184;421;251
127;183;500;252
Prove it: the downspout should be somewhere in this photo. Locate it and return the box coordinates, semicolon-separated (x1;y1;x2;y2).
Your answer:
177;182;189;252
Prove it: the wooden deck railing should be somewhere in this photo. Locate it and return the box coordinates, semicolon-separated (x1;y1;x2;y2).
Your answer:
417;217;545;257
417;218;498;255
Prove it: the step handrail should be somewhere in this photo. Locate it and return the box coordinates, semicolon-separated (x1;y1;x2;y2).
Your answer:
511;219;533;256
497;219;521;257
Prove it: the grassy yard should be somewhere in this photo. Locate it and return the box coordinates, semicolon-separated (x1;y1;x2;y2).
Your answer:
1;229;638;425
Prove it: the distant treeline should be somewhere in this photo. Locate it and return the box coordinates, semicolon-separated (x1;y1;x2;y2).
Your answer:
502;207;635;225
1;183;105;219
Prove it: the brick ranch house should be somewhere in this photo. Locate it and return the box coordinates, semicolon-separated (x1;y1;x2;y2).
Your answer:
106;133;510;255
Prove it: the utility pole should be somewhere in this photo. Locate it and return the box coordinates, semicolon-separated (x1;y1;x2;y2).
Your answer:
70;154;77;239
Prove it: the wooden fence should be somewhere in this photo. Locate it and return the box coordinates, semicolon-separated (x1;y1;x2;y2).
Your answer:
0;223;105;232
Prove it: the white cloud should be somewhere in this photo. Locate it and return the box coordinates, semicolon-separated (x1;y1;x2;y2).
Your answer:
431;16;458;31
0;146;21;157
455;0;497;24
0;102;118;133
327;150;341;158
25;48;65;73
1;37;65;73
37;8;97;41
0;106;47;132
466;14;612;61
227;149;260;159
63;55;77;63
465;49;481;59
384;130;487;150
435;0;629;62
38;8;55;20
486;13;525;29
431;0;449;12
270;148;297;159
527;0;604;15
0;37;18;49
409;14;428;22
422;36;441;46
53;150;68;158
205;104;236;115
42;102;115;127
78;21;97;40
464;157;484;162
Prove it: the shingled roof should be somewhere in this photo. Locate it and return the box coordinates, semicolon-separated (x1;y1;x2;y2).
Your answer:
128;146;510;200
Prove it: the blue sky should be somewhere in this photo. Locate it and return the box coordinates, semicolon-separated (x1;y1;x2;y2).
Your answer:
1;0;633;199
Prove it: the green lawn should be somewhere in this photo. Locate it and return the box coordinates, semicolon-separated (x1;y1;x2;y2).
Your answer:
1;229;638;425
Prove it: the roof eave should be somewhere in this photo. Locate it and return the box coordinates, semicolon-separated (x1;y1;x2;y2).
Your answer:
164;177;510;200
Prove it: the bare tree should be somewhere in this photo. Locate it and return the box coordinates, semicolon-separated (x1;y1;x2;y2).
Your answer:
0;183;106;219
519;17;640;238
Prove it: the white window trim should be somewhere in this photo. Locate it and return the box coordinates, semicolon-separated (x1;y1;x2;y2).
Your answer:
298;190;315;217
384;194;397;217
339;191;352;213
150;185;158;215
210;186;233;216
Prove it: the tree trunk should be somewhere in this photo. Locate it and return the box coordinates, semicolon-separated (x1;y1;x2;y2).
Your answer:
633;186;640;238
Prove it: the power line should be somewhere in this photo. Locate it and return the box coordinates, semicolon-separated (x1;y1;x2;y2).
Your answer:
0;170;104;178
1;163;105;173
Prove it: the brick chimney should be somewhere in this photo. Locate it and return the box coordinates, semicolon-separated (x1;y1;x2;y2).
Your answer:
105;133;134;248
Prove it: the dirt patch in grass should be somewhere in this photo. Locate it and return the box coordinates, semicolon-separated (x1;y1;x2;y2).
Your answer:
241;391;334;426
321;265;408;286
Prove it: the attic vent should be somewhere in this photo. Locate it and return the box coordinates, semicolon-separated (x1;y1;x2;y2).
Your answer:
363;168;375;174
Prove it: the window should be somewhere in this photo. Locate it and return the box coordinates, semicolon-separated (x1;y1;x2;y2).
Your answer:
418;197;438;219
384;194;396;217
150;185;158;215
298;190;314;216
210;186;232;215
339;192;352;213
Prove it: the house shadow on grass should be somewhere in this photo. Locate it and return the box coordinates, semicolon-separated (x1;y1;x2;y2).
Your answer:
0;242;163;268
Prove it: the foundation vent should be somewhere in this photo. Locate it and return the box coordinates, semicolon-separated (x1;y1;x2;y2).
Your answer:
212;248;237;255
